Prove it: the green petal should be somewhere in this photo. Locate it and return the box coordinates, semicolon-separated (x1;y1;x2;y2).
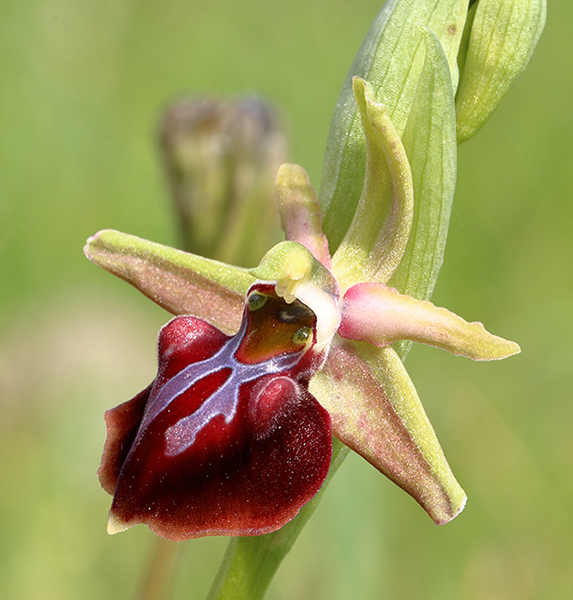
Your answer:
331;77;414;289
275;164;331;268
311;339;467;525
388;28;457;305
84;229;253;333
319;0;469;251
339;282;521;361
456;0;547;143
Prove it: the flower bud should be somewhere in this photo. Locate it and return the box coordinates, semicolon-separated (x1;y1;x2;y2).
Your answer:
159;95;287;265
456;0;546;143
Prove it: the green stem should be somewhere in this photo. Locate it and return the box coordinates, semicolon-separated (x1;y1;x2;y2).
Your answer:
206;439;349;600
134;537;184;600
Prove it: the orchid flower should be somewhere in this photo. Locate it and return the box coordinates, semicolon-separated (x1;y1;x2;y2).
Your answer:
86;72;519;539
85;0;545;553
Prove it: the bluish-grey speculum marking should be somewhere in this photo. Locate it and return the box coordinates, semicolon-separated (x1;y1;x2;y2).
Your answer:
138;317;306;457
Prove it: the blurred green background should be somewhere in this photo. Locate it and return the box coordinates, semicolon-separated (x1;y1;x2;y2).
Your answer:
1;1;571;599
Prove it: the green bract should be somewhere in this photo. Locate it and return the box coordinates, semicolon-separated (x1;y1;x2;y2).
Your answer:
456;0;547;143
319;0;468;253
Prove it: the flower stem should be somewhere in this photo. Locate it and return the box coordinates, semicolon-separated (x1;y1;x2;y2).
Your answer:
206;438;348;600
135;537;184;600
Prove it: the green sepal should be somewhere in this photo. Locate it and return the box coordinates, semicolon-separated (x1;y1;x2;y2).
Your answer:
331;78;414;290
310;339;467;525
84;229;254;334
339;282;521;361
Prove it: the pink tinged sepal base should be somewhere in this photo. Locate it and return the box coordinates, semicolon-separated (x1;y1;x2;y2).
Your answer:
84;229;254;334
339;282;520;360
310;339;467;525
98;284;332;541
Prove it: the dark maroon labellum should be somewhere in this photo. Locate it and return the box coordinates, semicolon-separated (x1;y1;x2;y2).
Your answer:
98;283;332;540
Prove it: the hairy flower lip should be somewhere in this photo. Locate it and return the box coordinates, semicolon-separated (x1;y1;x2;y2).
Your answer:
99;283;332;540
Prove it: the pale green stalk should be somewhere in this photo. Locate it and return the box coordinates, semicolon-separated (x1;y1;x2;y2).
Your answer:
135;538;184;600
206;440;349;600
205;2;468;597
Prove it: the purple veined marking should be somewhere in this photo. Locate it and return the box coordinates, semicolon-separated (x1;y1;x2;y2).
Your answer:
139;317;306;457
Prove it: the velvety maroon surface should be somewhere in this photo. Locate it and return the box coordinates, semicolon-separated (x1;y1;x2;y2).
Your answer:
98;285;332;540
